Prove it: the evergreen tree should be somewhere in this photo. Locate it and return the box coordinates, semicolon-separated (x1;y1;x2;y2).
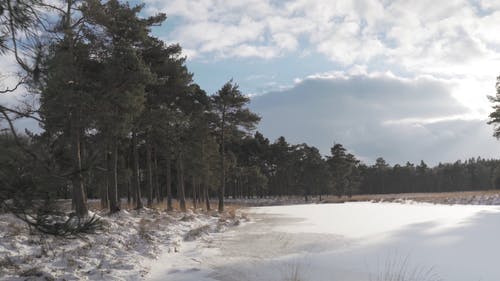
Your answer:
82;0;164;212
38;0;98;217
211;81;260;212
327;143;350;197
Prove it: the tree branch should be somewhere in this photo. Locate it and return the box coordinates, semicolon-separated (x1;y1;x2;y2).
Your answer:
6;0;32;73
0;106;40;161
0;105;44;123
0;78;25;94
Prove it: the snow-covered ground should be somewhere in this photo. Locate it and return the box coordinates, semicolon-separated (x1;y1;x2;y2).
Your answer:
3;202;500;281
0;208;243;280
149;202;500;281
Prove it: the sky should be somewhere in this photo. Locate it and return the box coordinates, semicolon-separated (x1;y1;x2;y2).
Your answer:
141;0;500;165
2;0;500;165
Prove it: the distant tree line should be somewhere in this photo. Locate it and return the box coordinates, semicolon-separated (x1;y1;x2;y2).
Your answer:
216;137;500;199
3;0;500;234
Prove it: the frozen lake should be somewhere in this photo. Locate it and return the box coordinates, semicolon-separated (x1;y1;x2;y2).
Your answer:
149;202;500;281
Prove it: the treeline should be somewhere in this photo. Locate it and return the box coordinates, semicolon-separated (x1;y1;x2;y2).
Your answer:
209;138;500;199
358;157;500;194
2;0;500;229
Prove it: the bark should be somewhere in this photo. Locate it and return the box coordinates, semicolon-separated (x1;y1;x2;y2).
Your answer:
153;147;161;203
232;178;236;199
204;181;210;211
66;0;87;218
198;182;202;204
127;177;131;205
204;161;211;211
100;153;108;209
177;149;186;211
218;110;225;213
71;120;87;217
132;131;143;209
201;142;210;211
108;138;120;213
166;150;173;211
146;137;153;207
192;176;197;210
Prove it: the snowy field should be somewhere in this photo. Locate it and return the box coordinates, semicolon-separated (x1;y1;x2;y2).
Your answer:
150;202;500;281
0;208;243;280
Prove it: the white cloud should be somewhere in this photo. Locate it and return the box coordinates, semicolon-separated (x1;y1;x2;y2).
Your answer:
250;71;500;164
0;55;27;106
146;0;500;73
143;0;500;163
143;0;500;114
478;1;500;11
226;44;279;59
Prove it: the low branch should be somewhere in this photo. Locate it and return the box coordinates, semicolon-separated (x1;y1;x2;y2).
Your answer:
0;78;25;94
0;105;44;123
6;0;32;73
0;106;41;161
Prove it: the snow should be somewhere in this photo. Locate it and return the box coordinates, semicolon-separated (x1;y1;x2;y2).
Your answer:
252;202;499;240
0;208;243;280
3;201;500;280
148;202;500;281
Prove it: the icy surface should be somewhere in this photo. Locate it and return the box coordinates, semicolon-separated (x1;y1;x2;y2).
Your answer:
149;202;500;281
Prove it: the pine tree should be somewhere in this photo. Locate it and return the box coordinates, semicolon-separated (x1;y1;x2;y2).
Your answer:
327;144;350;197
82;0;163;212
211;81;260;212
38;0;99;217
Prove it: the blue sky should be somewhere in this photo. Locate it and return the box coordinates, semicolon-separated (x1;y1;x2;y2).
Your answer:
141;0;500;165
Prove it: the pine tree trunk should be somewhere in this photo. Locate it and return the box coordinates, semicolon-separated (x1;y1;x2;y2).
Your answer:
108;138;120;213
192;176;197;210
204;161;211;211
201;142;210;211
146;137;153;207
204;181;210;211
177;149;186;211
101;153;109;209
66;0;87;217
232;178;236;199
132;131;143;209
166;150;173;211
198;182;202;204
239;178;243;199
71;119;88;217
127;177;131;206
218;113;225;213
154;148;161;203
130;144;136;205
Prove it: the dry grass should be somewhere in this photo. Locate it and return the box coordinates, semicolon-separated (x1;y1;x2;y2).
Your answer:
183;224;211;241
137;218;154;241
0;255;19;272
281;261;305;281
321;189;500;205
370;254;443;281
88;198;244;214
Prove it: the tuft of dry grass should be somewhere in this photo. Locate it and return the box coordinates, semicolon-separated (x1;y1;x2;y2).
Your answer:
19;267;41;277
5;221;24;237
281;261;304;281
0;255;19;273
371;254;442;281
138;218;155;242
183;224;211;241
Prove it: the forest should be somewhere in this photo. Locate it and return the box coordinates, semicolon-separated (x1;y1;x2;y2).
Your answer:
2;0;500;237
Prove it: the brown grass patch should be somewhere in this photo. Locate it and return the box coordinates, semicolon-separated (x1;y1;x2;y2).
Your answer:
321;190;500;205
